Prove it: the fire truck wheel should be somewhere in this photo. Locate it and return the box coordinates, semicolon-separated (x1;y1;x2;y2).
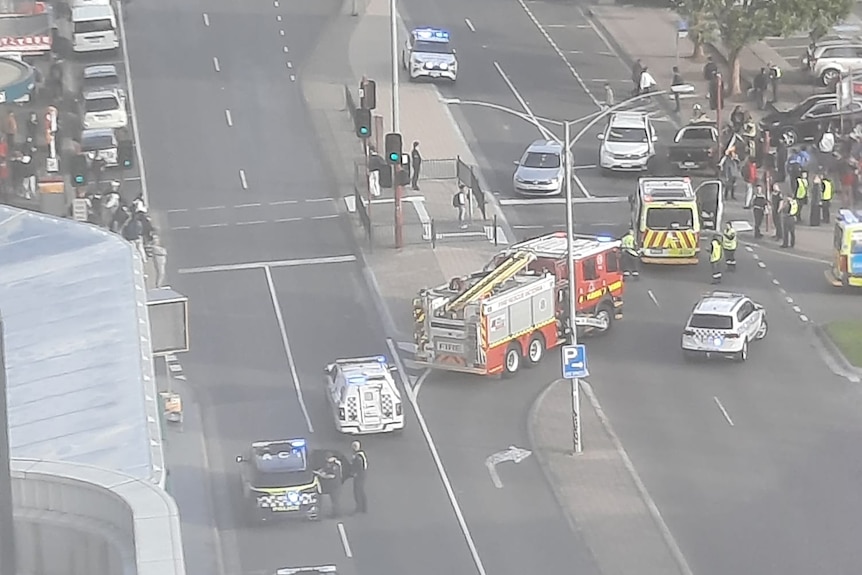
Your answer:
503;344;522;378
595;303;614;334
525;333;545;367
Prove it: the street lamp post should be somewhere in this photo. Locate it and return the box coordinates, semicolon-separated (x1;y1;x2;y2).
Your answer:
444;85;693;453
0;311;16;575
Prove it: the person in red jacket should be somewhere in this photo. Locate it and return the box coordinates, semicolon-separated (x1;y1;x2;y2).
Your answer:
743;158;758;208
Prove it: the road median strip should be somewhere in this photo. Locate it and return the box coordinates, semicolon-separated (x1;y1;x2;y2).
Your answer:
824;321;862;368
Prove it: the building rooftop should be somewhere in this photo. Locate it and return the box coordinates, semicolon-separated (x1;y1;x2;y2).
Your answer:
0;205;164;485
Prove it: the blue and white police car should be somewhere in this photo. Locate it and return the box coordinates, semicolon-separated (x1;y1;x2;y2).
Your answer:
324;355;404;434
681;291;768;362
401;28;458;82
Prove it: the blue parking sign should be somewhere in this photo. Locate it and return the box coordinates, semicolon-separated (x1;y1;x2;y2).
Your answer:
562;344;588;379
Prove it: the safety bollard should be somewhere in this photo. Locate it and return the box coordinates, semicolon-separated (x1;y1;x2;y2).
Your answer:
493;215;498;246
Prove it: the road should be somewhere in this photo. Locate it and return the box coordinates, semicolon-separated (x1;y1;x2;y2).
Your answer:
397;0;862;573
123;1;478;575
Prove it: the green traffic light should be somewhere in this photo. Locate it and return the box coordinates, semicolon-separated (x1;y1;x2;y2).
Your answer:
75;176;84;184
389;153;399;162
360;127;369;135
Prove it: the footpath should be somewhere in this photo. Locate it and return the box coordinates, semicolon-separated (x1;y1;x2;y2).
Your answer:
303;1;701;574
591;3;837;262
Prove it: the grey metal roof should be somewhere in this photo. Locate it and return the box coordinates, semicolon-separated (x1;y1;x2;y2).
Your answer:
0;206;164;485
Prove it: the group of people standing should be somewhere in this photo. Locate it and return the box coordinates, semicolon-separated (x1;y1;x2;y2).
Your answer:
314;441;369;518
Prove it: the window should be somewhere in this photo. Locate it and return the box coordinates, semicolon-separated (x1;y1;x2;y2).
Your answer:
522;152;560;168
414;41;452;54
74;19;114;34
850;231;862;254
835;224;845;251
607;127;648;143
736;302;754;322
824;47;857;59
645;207;694;230
689;314;733;330
806;103;835;118
582;257;598;281
606;251;619;272
678;127;714;141
85;96;119;113
81;134;115;151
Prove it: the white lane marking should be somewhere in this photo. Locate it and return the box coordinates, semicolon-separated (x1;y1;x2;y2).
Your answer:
499;196;627;205
385;338;489;575
213;57;221;72
239;170;248;190
513;224;546;230
514;0;601;108
307;198;335;203
283;46;289;53
280;29;285;36
757;261;766;268
413;368;432;398
800;315;809;322
167;208;188;214
465;18;476;32
270;200;298;205
236;220;267;226
547;24;566;27
779;287;787;295
337;523;353;558
287;61;293;69
581;380;695;575
265;265;314;433
200;223;228;228
792;305;802;314
225;109;233;127
275;217;303;223
171;226;192;230
713;396;735;427
493;61;593;198
772;278;780;285
203;13;210;26
274;0;279;5
178;255;357;274
277;15;282;21
573;164;597;170
117;1;150;206
199;205;225;211
290;75;296;82
785;296;794;304
236;203;261;208
647;289;659;307
311;214;339;220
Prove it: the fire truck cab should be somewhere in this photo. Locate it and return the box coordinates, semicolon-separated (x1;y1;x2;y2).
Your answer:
632;177;702;265
412;232;624;378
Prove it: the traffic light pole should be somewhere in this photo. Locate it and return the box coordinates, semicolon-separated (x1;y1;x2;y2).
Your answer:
0;311;17;575
394;166;404;249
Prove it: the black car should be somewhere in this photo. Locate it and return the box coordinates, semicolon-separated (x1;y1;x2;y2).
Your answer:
759;94;862;146
236;438;326;524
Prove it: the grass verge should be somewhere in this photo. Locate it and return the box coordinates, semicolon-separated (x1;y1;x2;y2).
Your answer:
824;321;862;368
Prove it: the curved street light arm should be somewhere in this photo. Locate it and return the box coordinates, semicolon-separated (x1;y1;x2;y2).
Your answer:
442;98;563;141
568;89;673;151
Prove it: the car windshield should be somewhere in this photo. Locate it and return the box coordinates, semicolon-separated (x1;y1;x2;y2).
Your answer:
689;313;733;330
522;152;560;169
74;19;114;34
82;134;114;150
414;41;452;54
85;96;119;113
645;207;694;230
851;231;862;253
83;74;118;89
607;127;648;143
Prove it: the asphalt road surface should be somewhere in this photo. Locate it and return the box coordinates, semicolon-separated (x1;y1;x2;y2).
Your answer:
124;1;478;575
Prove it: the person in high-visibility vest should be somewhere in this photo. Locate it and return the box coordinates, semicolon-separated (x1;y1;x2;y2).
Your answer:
722;222;738;271
781;194;798;248
620;229;640;279
794;171;808;222
709;235;723;284
820;176;834;223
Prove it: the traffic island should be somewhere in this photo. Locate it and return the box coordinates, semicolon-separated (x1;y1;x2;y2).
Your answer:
824;321;862;368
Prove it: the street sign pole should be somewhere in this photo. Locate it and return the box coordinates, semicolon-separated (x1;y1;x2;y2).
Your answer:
0;311;17;575
563;121;582;454
561;343;588;454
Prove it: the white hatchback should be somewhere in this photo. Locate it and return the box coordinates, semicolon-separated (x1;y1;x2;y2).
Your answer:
681;291;768;362
598;112;657;172
81;88;127;130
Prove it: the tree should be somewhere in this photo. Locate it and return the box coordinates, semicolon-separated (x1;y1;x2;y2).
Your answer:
793;0;853;43
703;0;809;95
671;0;714;60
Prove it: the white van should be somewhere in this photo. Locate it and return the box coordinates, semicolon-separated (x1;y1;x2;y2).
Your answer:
72;4;119;53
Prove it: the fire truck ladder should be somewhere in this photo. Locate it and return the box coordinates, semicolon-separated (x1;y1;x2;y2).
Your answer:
444;251;536;313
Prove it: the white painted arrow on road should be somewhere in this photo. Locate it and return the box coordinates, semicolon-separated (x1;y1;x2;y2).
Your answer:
485;445;532;488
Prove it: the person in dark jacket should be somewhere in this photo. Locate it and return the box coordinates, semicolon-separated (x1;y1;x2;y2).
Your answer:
410;141;422;190
314;456;344;518
350;441;368;514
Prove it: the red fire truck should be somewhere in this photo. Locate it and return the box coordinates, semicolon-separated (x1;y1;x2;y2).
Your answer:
412;232;625;377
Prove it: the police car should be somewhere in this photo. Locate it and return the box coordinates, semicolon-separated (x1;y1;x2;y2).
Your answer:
235;438;327;524
681;291;768;362
324;355;404;434
401;28;458;82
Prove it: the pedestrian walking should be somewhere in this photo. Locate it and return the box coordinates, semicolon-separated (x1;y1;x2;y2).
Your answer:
3;111;17;152
453;183;468;229
781;194;798;248
314;456;344;518
350;441;368;514
604;82;614;110
638;66;657;96
671;66;684;112
752;185;767;238
722;221;737;271
709;234;723;284
410;141;422;190
768;62;781;102
149;235;168;288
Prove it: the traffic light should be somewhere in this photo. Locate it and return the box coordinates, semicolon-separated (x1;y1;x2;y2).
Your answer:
385;132;402;164
70;154;87;186
118;140;134;169
355;108;372;138
360;79;377;110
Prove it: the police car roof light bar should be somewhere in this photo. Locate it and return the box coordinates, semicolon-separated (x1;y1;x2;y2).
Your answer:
252;438;306;448
276;566;338;575
335;355;389;365
838;208;861;223
414;28;450;41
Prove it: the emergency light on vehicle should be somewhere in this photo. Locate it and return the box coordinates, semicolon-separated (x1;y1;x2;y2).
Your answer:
415;28;450;41
837;209;861;223
596;235;614;242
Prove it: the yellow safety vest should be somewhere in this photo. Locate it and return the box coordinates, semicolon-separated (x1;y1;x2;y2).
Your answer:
788;198;799;216
822;179;833;202
710;240;722;263
795;178;808;200
722;229;737;251
621;233;635;249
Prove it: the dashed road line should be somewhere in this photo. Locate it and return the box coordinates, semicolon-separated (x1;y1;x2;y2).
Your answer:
283;46;289;53
277;15;282;21
311;214;339;220
236;203;261;208
236;220;267;226
287;61;293;69
647;289;660;307
225;109;233;127
270;200;297;205
465;18;476;32
337;523;353;558
239;170;249;190
280;29;285;36
200;205;225;211
213;57;221;72
203;13;210;26
749;246;811;323
275;217;302;223
713;396;734;427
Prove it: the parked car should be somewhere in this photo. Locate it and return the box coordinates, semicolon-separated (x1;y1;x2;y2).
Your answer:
759;94;862;146
512;140;573;196
804;42;862;86
667;120;718;172
80;64;121;93
81;128;119;167
598;112;657;173
80;88;128;130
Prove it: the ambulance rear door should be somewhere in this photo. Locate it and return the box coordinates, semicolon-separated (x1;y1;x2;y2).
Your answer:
358;385;383;428
695;180;723;232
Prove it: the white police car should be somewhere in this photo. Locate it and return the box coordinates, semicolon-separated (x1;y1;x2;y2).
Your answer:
402;28;458;82
681;291;768;362
324;355;404;434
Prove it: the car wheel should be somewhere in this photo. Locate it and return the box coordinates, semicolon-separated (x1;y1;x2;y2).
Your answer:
821;69;840;87
755;318;768;340
502;343;522;378
736;339;749;362
780;129;798;147
525;333;545;367
594;303;614;334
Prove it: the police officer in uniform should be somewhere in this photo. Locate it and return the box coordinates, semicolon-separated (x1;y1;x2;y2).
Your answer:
620;229;640;279
722;222;737;271
794;171;808;222
709;234;723;284
752;185;768;238
768;61;782;102
781;194;798;248
315;456;344;518
350;441;368;514
821;175;834;223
